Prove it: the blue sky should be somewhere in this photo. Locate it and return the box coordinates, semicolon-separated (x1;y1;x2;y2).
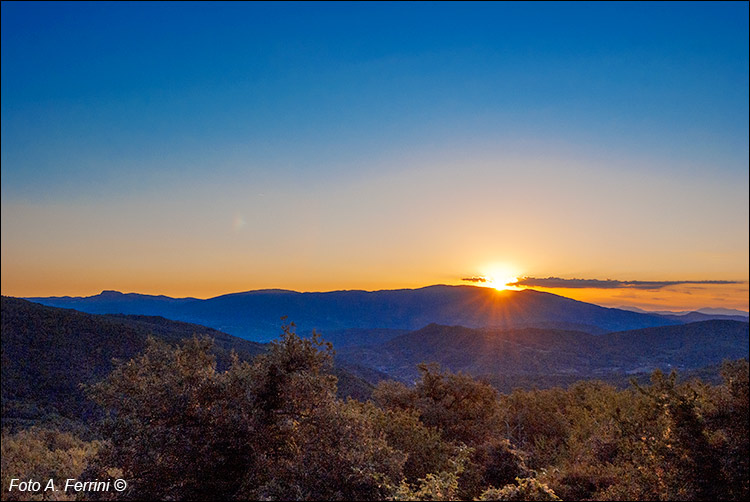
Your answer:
3;2;747;198
1;1;748;308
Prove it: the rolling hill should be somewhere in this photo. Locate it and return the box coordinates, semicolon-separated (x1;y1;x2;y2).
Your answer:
338;320;750;388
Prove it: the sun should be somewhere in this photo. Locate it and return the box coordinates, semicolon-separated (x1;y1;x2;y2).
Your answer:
462;264;525;291
479;265;524;291
485;275;522;291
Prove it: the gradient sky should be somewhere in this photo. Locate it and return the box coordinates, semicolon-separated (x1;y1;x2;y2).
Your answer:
2;1;748;311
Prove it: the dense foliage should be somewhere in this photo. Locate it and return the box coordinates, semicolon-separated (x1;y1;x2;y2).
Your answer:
1;317;748;500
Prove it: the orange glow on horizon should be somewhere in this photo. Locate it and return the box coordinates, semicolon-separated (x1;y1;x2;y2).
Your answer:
527;283;749;313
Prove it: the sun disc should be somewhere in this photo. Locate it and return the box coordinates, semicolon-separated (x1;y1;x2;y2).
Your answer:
480;265;523;291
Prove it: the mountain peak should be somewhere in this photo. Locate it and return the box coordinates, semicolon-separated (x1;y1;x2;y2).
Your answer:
100;290;124;297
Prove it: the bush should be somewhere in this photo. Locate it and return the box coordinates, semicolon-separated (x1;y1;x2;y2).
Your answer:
479;477;560;501
1;428;101;501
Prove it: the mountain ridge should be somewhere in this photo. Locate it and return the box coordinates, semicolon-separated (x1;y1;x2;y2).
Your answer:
27;285;679;341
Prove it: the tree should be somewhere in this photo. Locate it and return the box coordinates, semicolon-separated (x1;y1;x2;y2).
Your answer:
87;324;406;500
374;363;528;500
350;400;458;484
374;363;502;447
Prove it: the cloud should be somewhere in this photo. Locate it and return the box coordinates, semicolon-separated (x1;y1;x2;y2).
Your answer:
462;276;489;283
507;277;745;290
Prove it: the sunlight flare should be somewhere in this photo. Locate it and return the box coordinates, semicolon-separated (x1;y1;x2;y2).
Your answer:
479;265;524;291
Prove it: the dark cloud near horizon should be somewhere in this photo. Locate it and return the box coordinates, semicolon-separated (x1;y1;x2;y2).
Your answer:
506;277;745;290
462;276;489;283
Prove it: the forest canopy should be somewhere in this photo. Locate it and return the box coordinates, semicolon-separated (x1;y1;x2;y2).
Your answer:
2;322;748;501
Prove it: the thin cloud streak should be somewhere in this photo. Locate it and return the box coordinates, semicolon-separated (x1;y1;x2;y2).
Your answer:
508;277;745;290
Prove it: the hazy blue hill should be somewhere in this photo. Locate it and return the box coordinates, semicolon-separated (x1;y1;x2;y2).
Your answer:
696;307;750;316
100;313;268;363
339;324;602;382
315;327;411;348
338;320;749;385
598;320;750;371
619;305;748;323
26;290;198;316
656;312;749;323
27;285;678;341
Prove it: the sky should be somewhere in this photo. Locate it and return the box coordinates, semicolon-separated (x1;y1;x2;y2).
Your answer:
1;1;748;311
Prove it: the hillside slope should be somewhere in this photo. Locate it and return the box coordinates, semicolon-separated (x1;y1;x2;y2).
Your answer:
1;297;375;430
1;297;266;429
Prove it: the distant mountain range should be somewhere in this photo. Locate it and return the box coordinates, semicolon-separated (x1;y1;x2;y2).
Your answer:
621;305;749;316
619;305;749;323
27;285;689;342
